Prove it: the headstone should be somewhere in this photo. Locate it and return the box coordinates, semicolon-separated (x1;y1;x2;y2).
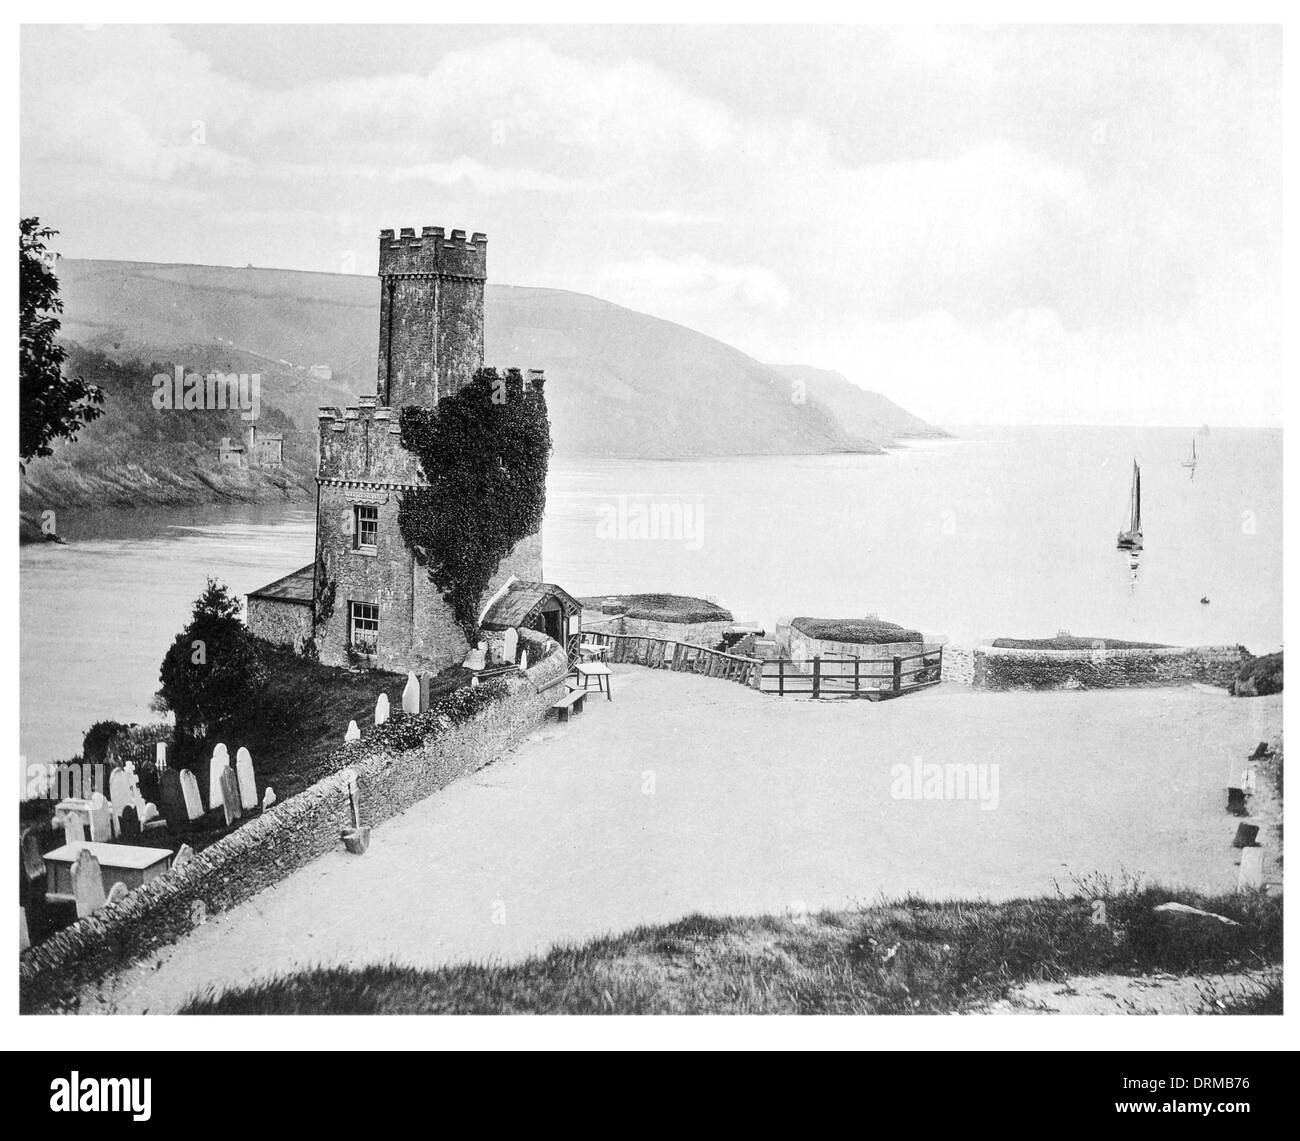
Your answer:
375;693;390;726
470;674;479;688
119;805;141;842
141;802;160;825
159;769;190;832
105;882;130;908
71;849;106;918
208;745;229;810
402;672;420;714
171;843;194;873
86;793;113;842
464;641;487;671
19;908;30;952
262;787;276;812
156;741;168;771
502;626;518;665
236;747;258;810
62;813;85;846
1238;845;1265;891
219;766;242;826
418;673;431;712
1232;823;1260;849
345;720;361;743
519;649;528;671
109;766;134;832
178;769;205;821
1226;787;1247;815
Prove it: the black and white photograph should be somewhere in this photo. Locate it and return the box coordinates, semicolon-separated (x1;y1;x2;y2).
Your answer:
8;9;1294;1083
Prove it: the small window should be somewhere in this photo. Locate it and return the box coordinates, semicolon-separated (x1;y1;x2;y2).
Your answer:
350;601;379;655
354;505;379;552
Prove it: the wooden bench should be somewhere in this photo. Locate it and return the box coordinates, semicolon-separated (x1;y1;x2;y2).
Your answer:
551;688;587;723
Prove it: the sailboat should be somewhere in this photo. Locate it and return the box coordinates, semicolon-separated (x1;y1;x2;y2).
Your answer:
1116;459;1143;551
1181;437;1198;476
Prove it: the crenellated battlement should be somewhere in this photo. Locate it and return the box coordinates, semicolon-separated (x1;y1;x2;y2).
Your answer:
378;225;487;280
317;402;423;486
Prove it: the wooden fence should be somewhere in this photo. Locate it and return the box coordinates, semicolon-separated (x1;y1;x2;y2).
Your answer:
578;632;944;699
756;647;943;698
582;631;760;686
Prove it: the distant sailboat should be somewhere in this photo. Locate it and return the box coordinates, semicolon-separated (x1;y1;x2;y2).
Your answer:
1181;437;1197;477
1117;460;1143;551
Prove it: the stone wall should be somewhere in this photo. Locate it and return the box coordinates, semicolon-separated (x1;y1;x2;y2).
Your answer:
581;610;733;648
784;626;926;675
19;637;569;1013
960;644;1247;691
246;595;313;654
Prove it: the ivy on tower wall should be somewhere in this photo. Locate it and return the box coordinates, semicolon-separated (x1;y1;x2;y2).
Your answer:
398;368;551;641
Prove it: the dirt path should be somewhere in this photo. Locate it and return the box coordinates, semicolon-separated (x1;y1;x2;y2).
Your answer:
78;676;1281;1014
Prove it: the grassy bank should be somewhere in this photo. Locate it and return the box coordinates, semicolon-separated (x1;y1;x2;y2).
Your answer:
180;880;1281;1015
582;593;733;624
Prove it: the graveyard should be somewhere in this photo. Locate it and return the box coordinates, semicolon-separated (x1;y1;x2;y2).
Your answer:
48;668;1281;1015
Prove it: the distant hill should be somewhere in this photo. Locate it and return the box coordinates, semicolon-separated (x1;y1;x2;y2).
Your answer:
29;258;947;506
768;364;950;442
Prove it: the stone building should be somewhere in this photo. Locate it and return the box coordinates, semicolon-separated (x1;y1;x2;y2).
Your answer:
247;225;574;673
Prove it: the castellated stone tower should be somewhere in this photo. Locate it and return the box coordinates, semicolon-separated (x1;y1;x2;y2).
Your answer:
377;226;487;408
245;225;547;674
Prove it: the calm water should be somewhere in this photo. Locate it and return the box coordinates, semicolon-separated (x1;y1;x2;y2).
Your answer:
19;426;1282;767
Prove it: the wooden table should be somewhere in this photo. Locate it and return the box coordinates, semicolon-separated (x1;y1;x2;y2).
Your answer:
43;841;172;901
574;662;613;700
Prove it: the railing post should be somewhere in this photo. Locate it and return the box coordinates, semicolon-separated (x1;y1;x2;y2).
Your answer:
854;657;860;696
812;655;821;699
893;656;902;694
938;645;944;681
778;658;785;696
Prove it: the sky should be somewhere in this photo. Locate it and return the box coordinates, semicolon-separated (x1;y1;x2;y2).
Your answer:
19;23;1283;427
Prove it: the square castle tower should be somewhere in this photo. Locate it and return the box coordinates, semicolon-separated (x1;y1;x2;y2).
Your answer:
247;227;546;672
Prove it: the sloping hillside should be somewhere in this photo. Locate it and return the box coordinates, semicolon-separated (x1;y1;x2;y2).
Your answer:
54;258;944;462
769;364;950;442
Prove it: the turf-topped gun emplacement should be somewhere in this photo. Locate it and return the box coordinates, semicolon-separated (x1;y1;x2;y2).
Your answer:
991;635;1171;651
581;594;733;625
791;617;923;645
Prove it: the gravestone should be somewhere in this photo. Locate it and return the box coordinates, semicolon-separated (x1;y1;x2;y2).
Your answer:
219;766;242;826
171;843;194;872
105;882;130;908
419;672;431;712
71;849;106;918
1226;787;1247;816
62;813;85;846
464;641;487;671
86;794;113;842
20;908;29;952
119;805;141;842
156;741;168;771
1238;845;1265;891
375;693;390;726
108;766;134;833
178;769;205;821
1233;823;1260;849
470;674;479;688
236;747;258;810
345;720;361;743
402;672;420;714
208;745;229;810
519;650;528;671
262;786;276;812
502;627;519;666
159;769;190;833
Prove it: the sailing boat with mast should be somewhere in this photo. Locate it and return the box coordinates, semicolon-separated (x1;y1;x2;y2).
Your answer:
1117;459;1143;551
1181;437;1197;477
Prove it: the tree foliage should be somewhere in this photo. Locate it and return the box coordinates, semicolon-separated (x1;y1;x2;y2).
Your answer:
19;218;104;468
156;578;269;760
399;369;551;640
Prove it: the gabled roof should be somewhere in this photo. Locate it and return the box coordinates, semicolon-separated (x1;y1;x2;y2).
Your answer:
248;563;315;604
482;581;582;629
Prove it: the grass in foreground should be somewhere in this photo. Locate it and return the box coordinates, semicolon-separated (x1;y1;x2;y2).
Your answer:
180;881;1282;1015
